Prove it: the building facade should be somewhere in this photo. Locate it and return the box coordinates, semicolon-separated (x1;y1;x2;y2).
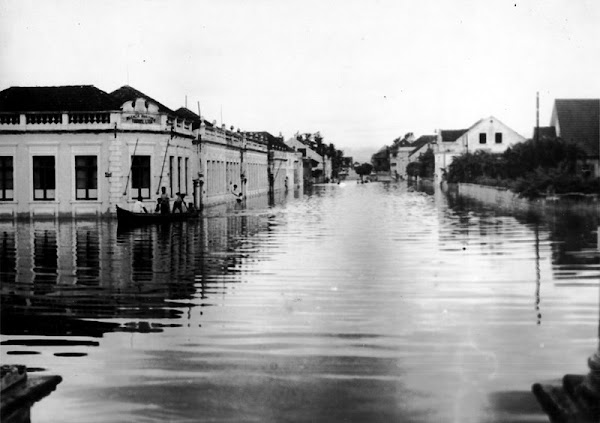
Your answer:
0;85;301;219
433;116;526;179
285;135;331;184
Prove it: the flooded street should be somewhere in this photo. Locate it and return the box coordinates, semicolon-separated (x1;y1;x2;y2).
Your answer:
1;183;599;422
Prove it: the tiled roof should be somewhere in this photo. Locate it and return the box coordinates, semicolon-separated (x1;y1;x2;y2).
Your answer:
554;99;599;156
111;85;175;115
174;107;213;130
409;135;436;157
174;107;199;121
440;129;468;142
0;85;121;112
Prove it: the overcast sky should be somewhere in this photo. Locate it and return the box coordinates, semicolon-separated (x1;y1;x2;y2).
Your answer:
1;0;599;160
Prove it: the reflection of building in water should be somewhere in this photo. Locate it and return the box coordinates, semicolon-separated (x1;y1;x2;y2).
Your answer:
75;222;100;285
33;223;58;295
0;223;16;284
1;215;270;337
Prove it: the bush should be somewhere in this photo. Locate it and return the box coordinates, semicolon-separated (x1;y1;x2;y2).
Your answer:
444;137;597;198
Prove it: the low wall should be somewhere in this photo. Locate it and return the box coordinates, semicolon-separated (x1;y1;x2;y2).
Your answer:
457;183;534;211
455;182;599;214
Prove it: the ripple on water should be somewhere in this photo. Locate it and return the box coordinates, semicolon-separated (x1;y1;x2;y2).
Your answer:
1;183;599;422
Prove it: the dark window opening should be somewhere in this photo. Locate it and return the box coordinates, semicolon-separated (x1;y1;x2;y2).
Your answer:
131;155;151;199
0;156;14;201
33;156;55;200
169;156;174;196
75;156;98;200
479;133;487;144
495;133;503;144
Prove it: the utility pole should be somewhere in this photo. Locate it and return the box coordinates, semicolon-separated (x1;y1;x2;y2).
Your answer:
536;91;540;143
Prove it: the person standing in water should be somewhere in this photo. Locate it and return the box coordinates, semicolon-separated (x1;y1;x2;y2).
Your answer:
160;187;170;214
231;184;243;203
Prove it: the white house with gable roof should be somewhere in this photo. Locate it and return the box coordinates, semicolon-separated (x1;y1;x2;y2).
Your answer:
433;116;526;179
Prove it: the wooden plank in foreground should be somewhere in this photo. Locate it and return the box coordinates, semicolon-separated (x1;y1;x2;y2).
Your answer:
1;375;62;420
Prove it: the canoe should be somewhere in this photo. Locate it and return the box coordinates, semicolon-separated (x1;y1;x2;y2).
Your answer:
116;205;200;228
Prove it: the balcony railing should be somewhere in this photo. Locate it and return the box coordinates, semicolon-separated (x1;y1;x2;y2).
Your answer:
26;113;62;125
68;112;110;124
0;114;19;125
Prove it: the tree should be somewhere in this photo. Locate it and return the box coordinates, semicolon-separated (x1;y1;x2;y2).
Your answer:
406;149;434;179
371;146;390;172
406;161;421;178
355;162;373;182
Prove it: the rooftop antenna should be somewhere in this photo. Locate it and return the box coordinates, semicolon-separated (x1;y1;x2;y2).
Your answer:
220;105;223;126
185;95;188;109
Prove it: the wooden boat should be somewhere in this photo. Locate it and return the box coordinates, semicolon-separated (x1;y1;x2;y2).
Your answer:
116;205;200;228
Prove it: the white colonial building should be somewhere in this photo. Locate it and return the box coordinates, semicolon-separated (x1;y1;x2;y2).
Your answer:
433;116;526;179
0;84;302;219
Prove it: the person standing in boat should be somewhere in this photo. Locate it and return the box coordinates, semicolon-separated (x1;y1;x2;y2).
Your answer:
132;195;148;213
172;192;187;213
160;187;170;214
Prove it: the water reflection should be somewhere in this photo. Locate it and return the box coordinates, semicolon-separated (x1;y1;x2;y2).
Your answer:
0;185;598;422
1;214;271;342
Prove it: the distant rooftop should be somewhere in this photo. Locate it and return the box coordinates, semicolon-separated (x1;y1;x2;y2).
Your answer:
174;107;214;130
246;131;293;151
111;85;175;115
553;99;599;156
440;129;468;142
0;85;121;112
409;135;436;156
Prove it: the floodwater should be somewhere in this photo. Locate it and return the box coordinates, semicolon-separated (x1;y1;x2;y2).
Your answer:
1;182;599;423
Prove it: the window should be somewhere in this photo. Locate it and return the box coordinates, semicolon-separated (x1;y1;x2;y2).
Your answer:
177;157;182;193
169;156;174;195
33;156;55;200
75;156;97;200
495;133;502;144
479;133;487;144
131;155;150;199
0;156;14;200
185;158;189;194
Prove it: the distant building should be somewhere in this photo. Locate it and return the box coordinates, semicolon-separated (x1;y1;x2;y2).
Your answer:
433;116;526;179
285;135;331;184
390;135;436;180
549;99;599;177
339;156;358;180
371;145;390;173
245;131;302;193
389;134;414;179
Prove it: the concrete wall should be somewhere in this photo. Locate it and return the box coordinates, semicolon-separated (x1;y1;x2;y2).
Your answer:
457;183;532;210
455;183;599;213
